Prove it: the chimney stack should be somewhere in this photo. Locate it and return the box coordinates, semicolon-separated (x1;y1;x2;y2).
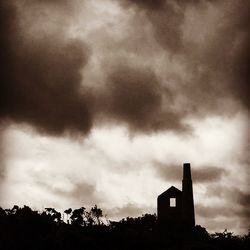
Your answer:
182;163;195;229
183;163;191;180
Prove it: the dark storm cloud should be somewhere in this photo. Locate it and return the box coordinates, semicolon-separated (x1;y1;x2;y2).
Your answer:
0;126;7;196
2;0;249;138
33;0;69;4
122;0;250;115
0;1;92;136
235;191;250;227
98;65;187;133
0;0;190;137
35;177;99;204
122;0;201;53
181;0;250;114
55;182;96;203
0;122;11;201
207;185;250;203
193;167;228;183
238;192;250;207
123;0;184;53
196;204;236;219
155;162;227;183
206;185;250;221
225;3;250;111
107;66;162;125
122;0;166;10
196;203;250;232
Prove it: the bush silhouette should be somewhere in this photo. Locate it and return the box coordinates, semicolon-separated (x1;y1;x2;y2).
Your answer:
0;205;249;250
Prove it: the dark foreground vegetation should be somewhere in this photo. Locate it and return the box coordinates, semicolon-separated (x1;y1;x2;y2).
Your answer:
0;205;249;250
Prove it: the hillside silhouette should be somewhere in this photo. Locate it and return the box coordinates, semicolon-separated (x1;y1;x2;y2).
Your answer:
0;205;249;250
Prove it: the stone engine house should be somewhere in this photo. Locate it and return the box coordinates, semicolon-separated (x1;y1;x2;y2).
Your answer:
157;163;195;229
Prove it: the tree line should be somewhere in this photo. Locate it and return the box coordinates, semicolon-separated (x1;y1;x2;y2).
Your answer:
0;205;249;250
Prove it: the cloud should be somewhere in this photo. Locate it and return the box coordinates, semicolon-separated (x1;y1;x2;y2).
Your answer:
205;185;250;225
36;178;99;205
96;64;187;133
1;0;249;138
0;1;92;136
0;0;187;137
196;204;236;219
122;0;166;11
122;0;242;56
192;167;228;183
195;202;250;232
206;185;250;203
121;0;250;116
155;162;227;183
122;0;202;53
0;125;8;197
238;192;250;207
202;185;250;231
106;203;154;220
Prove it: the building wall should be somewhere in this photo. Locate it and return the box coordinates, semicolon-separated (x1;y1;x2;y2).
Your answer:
157;187;182;228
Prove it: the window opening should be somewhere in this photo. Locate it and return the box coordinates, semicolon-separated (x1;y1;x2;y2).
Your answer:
170;198;176;207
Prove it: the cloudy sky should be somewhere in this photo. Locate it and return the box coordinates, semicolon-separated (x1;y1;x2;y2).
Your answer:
0;0;249;234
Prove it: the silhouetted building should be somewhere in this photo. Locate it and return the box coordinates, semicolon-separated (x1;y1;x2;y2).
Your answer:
157;163;195;230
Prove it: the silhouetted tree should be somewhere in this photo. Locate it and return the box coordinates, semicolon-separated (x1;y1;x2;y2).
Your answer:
11;205;19;214
193;225;210;240
44;208;61;223
70;207;86;226
90;205;103;225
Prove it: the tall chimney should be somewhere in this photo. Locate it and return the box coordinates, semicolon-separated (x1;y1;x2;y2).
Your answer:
182;163;195;228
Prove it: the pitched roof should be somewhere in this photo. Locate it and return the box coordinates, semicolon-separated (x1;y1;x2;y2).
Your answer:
158;186;182;198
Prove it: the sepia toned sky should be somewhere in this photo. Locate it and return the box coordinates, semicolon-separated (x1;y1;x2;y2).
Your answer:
0;0;249;234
